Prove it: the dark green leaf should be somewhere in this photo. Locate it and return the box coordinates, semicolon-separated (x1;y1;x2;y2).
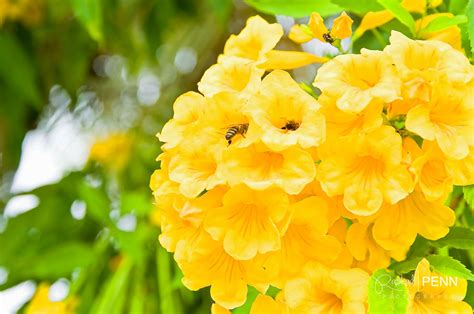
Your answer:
331;0;383;14
427;255;474;281
431;227;474;250
389;257;423;274
377;0;415;34
368;269;408;314
464;185;474;209
244;0;342;18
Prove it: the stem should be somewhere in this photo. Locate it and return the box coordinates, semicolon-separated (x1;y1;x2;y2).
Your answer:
371;29;387;47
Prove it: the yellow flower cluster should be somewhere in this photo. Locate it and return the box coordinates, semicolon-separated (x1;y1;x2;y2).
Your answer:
151;14;473;312
26;283;77;314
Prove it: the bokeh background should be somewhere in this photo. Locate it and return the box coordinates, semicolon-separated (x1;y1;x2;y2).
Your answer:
1;0;473;313
0;0;256;313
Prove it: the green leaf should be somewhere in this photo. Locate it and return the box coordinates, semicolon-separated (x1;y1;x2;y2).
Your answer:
389;257;423;274
421;14;468;33
331;0;383;14
468;0;474;54
71;0;103;42
244;0;342;18
464;185;474;209
377;0;415;34
431;227;474;250
449;0;468;14
368;269;408;314
427;255;474;281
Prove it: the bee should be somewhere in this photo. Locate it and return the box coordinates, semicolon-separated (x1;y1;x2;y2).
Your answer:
281;120;300;131
225;123;249;145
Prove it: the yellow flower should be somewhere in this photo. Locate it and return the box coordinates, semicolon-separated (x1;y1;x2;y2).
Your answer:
89;133;133;171
446;146;474;185
150;153;180;199
384;31;473;101
290;11;353;44
158;91;207;151
401;0;426;14
211;303;230;314
318;94;383;139
409;141;453;201
26;283;77;314
372;189;455;253
204;185;289;260
354;10;394;39
220;143;316;195
404;259;472;313
317;126;414;216
224;15;283;63
262;196;342;285
284;262;369;313
250;294;289;314
416;13;462;50
314;50;401;113
331;12;354;40
246;70;325;151
198;56;264;97
179;233;271;310
405;85;474;160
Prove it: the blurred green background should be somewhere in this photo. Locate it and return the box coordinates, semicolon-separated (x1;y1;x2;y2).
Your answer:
0;0;255;313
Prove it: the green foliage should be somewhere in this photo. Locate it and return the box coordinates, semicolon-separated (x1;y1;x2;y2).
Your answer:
244;0;341;17
71;0;104;43
331;0;383;14
427;255;474;281
464;185;474;209
431;227;474;250
468;0;474;54
377;0;415;34
421;14;468;33
368;269;408;314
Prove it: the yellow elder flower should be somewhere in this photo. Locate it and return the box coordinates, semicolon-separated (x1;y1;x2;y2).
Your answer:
401;0;426;14
246;70;325;151
372;189;455;253
313;50;401;113
26;283;77;314
405;85;474;160
409;141;454;201
150;153;179;199
211;303;230;314
446;146;474;185
220;143;316;195
158;91;207;151
284;262;369;313
178;233;271;310
331;12;353;40
317;126;414;216
318;94;383;139
354;10;394;39
416;13;462;50
250;294;289;314
198;56;263;97
404;259;472;313
204;185;289;260
385;31;473;101
89;133;133;171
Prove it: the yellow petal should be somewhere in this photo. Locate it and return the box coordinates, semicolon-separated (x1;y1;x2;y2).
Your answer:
260;50;328;70
288;24;313;44
308;12;328;42
331;11;353;40
402;0;426;14
354;10;394;38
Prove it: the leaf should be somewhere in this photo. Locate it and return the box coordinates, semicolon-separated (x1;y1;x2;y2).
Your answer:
368;269;409;314
244;0;342;18
377;0;415;34
421;14;468;33
449;0;469;14
427;255;474;281
464;185;474;209
71;0;103;42
431;227;474;250
331;0;383;14
389;257;423;274
468;0;474;54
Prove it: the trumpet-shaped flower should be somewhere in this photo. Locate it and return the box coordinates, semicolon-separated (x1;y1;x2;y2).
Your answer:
314;50;401;113
446;146;474;185
247;70;325;151
179;234;271;310
284;262;369;313
405;86;474;160
317;126;414;215
204;185;289;260
385;31;473;101
404;259;472;313
220;143;316;195
250;294;289;314
290;12;353;44
198;56;263;97
354;10;394;39
416;13;462;50
262;196;342;285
